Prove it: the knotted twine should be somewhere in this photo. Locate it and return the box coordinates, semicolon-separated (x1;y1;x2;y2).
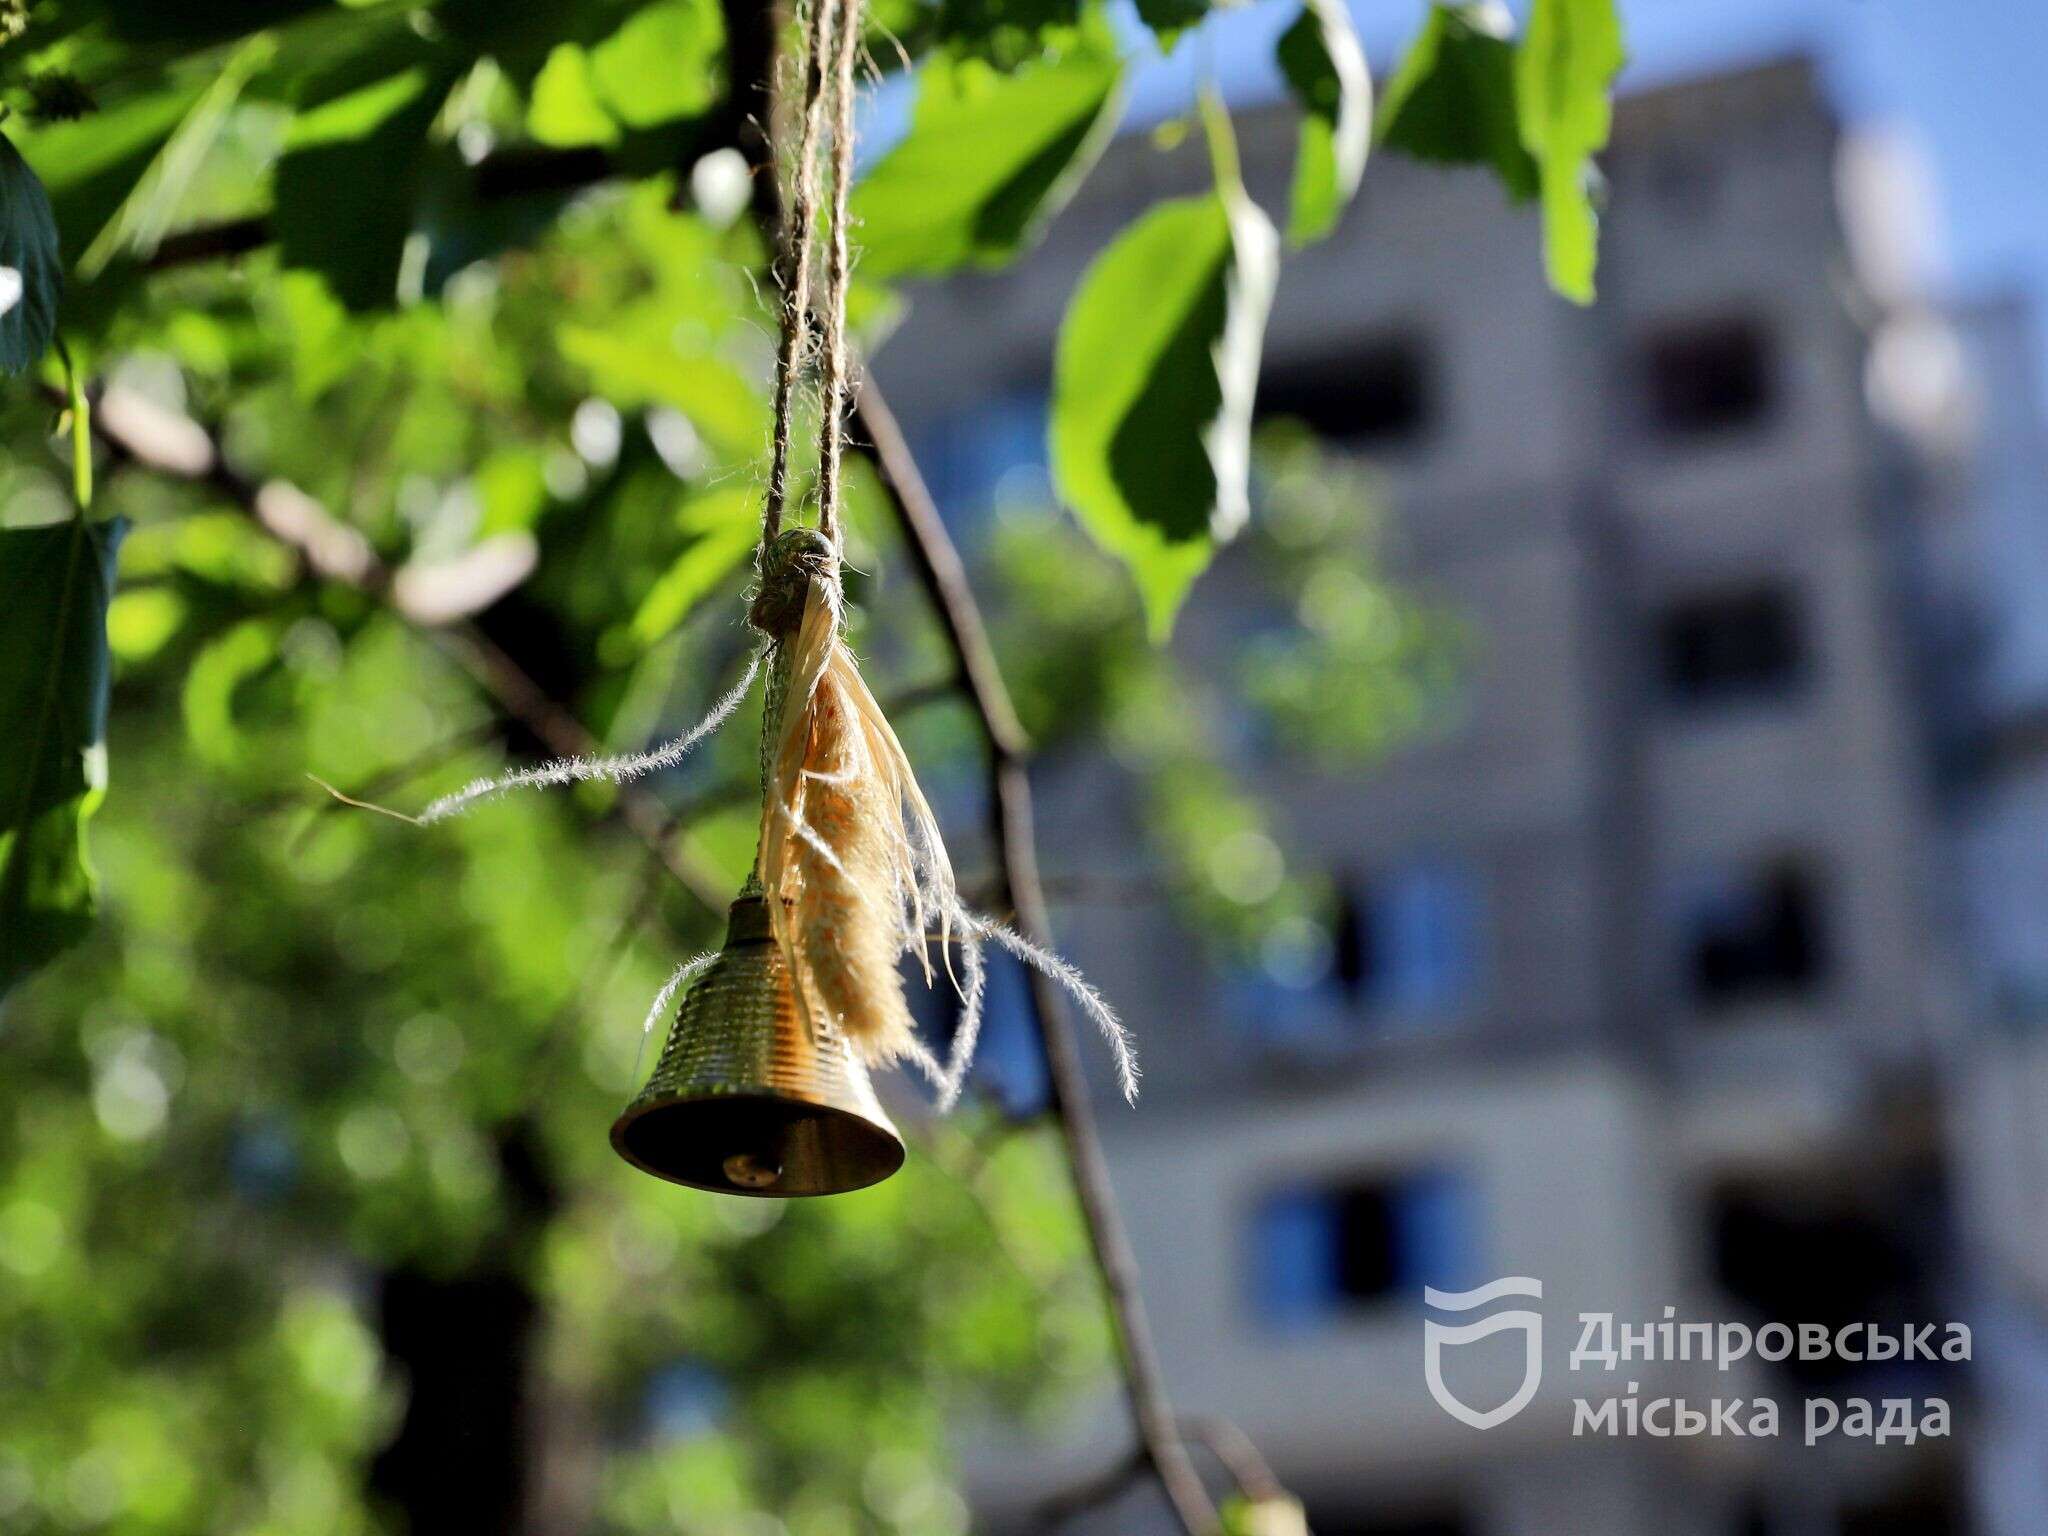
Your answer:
726;0;1134;1102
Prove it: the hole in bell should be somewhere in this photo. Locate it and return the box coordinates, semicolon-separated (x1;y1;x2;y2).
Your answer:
612;1093;904;1196
723;1151;783;1189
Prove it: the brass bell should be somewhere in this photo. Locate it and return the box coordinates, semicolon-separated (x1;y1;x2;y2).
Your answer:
611;895;906;1197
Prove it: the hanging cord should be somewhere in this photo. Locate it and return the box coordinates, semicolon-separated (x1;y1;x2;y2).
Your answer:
309;645;766;825
762;0;861;554
812;0;862;552
761;0;841;542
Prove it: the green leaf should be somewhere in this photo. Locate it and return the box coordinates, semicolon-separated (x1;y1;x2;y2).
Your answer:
273;67;452;310
587;0;723;129
524;1;722;147
0;516;125;997
1049;124;1277;639
878;0;1090;69
1376;4;1536;201
0;134;62;373
528;44;621;148
628;484;761;647
1515;0;1624;303
556;324;767;459
78;37;275;278
1277;0;1370;247
17;86;205;261
852;38;1123;279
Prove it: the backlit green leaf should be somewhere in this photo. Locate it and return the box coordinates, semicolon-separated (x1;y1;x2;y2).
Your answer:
78;37;275;278
274;67;453;310
852;36;1123;279
0;516;125;997
1376;4;1536;200
1049;134;1276;638
556;325;767;459
528;45;621;148
1515;0;1623;302
588;0;723;129
16;87;202;261
1133;0;1208;48
628;484;761;647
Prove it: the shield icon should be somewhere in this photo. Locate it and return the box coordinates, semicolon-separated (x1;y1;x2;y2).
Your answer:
1422;1277;1543;1430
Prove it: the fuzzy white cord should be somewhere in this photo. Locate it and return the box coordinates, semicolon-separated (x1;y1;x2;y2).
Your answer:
933;919;987;1112
970;909;1139;1104
629;950;718;1084
409;647;765;824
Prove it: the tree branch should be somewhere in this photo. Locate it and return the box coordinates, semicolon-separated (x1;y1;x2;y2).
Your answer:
82;385;731;914
853;381;1221;1536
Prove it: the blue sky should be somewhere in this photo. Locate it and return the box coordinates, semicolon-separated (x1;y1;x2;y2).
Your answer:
1115;0;2048;391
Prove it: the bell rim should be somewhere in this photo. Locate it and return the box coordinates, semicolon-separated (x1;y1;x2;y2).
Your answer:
608;1089;906;1197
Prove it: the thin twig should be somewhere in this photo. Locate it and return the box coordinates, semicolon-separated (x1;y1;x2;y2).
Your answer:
720;0;1217;1514
1181;1416;1286;1504
853;379;1220;1535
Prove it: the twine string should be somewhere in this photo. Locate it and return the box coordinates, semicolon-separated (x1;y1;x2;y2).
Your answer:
761;0;841;542
761;0;864;556
814;0;862;553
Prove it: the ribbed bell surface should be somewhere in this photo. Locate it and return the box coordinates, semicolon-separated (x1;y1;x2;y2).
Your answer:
611;895;905;1196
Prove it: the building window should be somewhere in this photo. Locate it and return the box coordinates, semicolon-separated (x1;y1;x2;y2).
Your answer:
906;951;1047;1114
1229;864;1481;1047
1309;1512;1471;1536
1257;333;1431;446
1249;1169;1481;1328
1707;1180;1940;1393
1332;864;1482;1017
1642;317;1774;438
1682;859;1827;1010
1657;582;1806;706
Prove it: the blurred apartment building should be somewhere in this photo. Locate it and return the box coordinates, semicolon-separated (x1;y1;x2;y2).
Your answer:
874;56;2048;1536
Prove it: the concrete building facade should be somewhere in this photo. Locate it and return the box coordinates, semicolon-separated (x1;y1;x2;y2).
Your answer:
875;57;2035;1536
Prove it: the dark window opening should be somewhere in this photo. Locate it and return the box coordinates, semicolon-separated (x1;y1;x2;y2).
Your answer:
1330;881;1375;1005
1309;1512;1471;1536
1249;1170;1480;1326
1708;1180;1946;1392
1319;866;1480;1017
901;951;1047;1114
1685;860;1826;1010
1643;317;1774;437
1331;1185;1401;1299
1840;1466;1965;1536
1258;335;1430;446
1658;583;1806;705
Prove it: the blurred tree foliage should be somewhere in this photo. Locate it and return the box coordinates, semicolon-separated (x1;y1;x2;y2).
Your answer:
0;1;1615;1531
